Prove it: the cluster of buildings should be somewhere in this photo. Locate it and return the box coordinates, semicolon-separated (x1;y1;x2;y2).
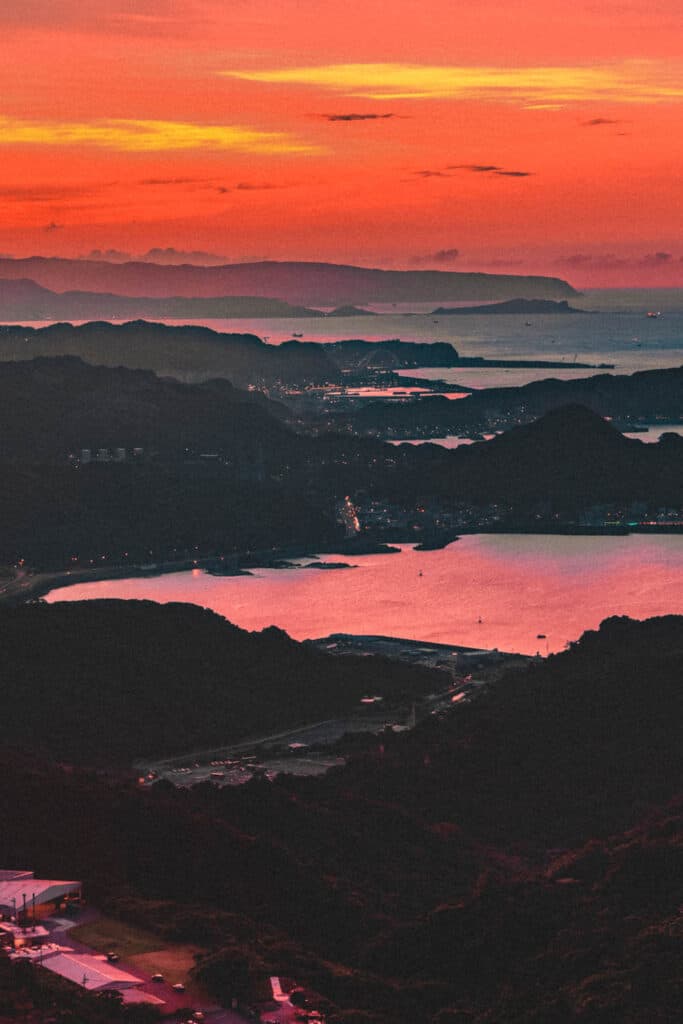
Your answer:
347;498;507;535
578;502;683;528
0;869;163;1007
75;446;144;464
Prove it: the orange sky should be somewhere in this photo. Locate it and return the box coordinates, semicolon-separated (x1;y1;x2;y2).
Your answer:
1;0;682;285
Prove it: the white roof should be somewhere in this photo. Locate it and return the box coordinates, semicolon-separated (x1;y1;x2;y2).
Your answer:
9;942;71;960
0;878;80;910
40;952;142;990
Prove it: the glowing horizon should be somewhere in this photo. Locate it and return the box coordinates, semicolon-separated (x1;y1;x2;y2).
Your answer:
2;0;682;287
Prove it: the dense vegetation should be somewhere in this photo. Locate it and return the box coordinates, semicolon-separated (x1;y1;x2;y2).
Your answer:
0;599;444;764
1;613;681;1022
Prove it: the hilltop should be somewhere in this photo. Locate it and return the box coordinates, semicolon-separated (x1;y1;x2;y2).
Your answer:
0;257;577;305
0;599;443;764
323;337;461;368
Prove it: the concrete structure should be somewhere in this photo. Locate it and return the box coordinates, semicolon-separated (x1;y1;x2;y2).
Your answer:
39;952;141;991
0;921;50;948
0;869;81;921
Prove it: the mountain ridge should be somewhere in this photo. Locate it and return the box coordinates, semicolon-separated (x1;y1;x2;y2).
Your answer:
0;277;324;320
0;257;577;304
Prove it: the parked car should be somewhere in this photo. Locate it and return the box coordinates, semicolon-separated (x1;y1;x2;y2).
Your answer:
106;952;120;963
151;973;164;983
172;983;186;993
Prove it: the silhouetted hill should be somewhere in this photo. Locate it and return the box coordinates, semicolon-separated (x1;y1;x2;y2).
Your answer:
0;277;324;320
0;359;679;565
0;319;341;385
0;600;443;764
433;404;683;508
324;338;460;368
0;355;291;460
0;257;577;304
432;297;586;314
0;614;681;1023
338;365;683;435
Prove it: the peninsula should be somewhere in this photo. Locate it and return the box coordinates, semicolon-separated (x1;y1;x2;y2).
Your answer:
432;297;587;315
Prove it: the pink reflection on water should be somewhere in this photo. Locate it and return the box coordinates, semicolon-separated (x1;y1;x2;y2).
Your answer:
46;535;683;655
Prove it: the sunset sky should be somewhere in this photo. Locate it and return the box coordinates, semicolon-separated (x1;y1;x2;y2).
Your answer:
2;0;682;285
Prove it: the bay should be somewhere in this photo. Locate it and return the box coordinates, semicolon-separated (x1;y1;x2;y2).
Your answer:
45;534;683;656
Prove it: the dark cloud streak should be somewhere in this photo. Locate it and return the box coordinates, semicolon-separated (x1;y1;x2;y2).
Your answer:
322;113;396;122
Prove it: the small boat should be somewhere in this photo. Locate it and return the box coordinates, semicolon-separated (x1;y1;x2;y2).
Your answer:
292;332;304;337
646;311;661;318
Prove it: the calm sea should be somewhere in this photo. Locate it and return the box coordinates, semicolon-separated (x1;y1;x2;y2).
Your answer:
45;535;683;655
5;288;682;389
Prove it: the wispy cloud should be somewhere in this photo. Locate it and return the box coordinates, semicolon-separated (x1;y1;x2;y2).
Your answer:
321;113;396;121
141;247;228;265
413;248;460;265
0;1;199;38
452;164;499;172
234;181;279;190
414;169;451;178
138;177;209;186
85;248;132;262
0;115;318;154
449;164;533;177
582;117;622;126
0;184;101;201
225;60;683;105
558;251;677;269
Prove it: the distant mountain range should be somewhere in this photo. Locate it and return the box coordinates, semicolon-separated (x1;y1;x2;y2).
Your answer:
0;257;577;305
0;278;327;320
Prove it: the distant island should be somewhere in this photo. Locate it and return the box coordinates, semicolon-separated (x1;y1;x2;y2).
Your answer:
432;298;587;315
0;277;325;321
0;256;577;305
326;304;376;317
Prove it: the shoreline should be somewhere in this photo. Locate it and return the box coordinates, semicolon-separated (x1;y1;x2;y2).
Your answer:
2;524;681;607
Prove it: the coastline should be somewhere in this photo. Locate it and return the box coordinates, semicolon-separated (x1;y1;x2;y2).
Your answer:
2;522;680;607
